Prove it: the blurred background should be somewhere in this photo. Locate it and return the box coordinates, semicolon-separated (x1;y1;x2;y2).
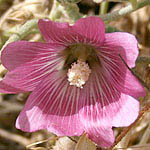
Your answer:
0;0;150;149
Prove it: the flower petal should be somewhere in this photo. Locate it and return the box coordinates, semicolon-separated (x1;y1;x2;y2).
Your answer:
0;41;64;93
0;80;25;93
85;123;114;148
104;32;139;68
16;71;84;136
79;70;139;147
122;69;146;98
38;16;105;46
112;94;139;127
72;16;105;45
80;105;114;147
98;45;145;98
78;70;117;147
1;41;64;71
38;19;74;45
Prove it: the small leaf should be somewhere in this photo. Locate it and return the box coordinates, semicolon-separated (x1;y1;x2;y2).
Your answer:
105;25;121;33
129;0;137;9
75;134;96;150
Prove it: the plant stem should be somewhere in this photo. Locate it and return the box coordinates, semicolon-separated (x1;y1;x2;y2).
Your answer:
100;1;109;15
1;19;38;51
99;0;150;22
58;1;83;21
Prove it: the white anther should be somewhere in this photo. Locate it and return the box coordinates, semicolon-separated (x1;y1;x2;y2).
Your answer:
67;60;91;88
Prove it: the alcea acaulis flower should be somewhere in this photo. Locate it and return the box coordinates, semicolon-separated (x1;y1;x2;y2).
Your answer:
0;16;145;148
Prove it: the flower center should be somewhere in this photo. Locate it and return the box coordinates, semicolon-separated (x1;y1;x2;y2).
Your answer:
67;59;91;88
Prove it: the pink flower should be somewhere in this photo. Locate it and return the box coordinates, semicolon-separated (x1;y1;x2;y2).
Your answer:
0;16;145;148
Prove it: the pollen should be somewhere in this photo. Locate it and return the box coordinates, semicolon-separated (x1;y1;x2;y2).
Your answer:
67;60;91;88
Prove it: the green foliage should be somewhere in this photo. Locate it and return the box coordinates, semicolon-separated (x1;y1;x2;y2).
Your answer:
129;0;138;9
105;25;121;33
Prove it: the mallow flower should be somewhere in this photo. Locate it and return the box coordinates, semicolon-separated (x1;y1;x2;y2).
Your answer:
0;16;145;148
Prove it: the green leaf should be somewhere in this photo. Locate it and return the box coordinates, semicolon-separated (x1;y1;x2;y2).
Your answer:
129;0;138;9
105;25;121;33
